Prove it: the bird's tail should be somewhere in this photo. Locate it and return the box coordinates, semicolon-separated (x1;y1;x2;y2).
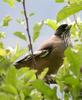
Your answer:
14;54;32;69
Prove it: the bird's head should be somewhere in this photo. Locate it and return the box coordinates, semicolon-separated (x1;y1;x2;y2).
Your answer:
55;24;72;46
55;24;71;37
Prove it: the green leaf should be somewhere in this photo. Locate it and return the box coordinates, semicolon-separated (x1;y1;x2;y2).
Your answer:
17;68;36;81
19;90;25;100
65;46;82;76
44;19;58;30
38;68;49;80
0;84;18;95
69;0;82;4
16;0;21;2
0;42;4;48
16;19;25;25
2;16;12;26
78;23;82;32
0;32;6;39
10;47;28;62
0;92;15;100
33;22;43;41
55;0;64;3
13;32;27;41
30;89;42;100
64;75;79;86
0;56;11;70
29;13;35;17
5;67;17;86
64;93;69;100
3;0;15;7
57;3;82;22
0;48;7;56
32;80;58;99
70;23;77;37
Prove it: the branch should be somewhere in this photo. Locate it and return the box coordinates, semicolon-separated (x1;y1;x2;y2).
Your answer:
73;15;81;31
22;0;36;69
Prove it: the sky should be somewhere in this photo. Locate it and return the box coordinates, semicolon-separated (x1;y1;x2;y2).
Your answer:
0;0;70;50
0;0;65;73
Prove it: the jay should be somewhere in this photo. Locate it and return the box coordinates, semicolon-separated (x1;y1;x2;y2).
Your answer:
15;24;71;75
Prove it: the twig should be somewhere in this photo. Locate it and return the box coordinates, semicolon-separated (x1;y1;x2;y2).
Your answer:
73;15;81;31
22;0;37;69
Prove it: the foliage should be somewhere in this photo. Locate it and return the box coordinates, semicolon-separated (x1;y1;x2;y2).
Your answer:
0;0;82;100
13;32;27;41
3;0;15;7
2;16;12;26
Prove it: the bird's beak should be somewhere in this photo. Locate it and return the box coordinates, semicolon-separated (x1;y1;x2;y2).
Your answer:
66;25;72;30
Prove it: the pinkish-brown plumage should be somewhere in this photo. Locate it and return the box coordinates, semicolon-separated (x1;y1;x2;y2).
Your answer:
14;24;71;75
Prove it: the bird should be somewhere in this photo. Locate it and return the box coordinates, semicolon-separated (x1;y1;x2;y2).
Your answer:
14;24;71;75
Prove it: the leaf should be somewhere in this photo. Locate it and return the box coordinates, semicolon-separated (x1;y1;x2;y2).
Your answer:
19;90;25;100
20;10;24;15
13;32;27;41
0;84;18;95
64;93;69;100
70;23;77;37
44;19;58;30
33;22;43;41
3;0;15;7
0;32;6;39
10;47;28;62
0;56;11;70
16;67;30;79
0;48;7;56
0;92;15;100
64;75;79;86
16;0;21;2
0;42;4;48
5;67;17;86
16;19;25;25
55;0;64;3
38;68;49;80
30;89;42;100
29;13;35;17
0;48;12;57
57;3;82;22
78;23;82;32
17;68;36;81
69;0;82;4
2;16;12;26
32;80;58;99
65;47;82;76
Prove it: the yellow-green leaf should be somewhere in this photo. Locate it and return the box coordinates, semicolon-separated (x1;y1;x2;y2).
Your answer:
0;48;7;56
2;16;12;26
10;47;28;62
38;68;49;80
33;22;43;41
69;0;82;4
0;32;6;39
29;13;35;17
57;3;82;22
3;0;15;7
16;0;21;2
44;19;58;30
55;0;64;3
13;32;27;41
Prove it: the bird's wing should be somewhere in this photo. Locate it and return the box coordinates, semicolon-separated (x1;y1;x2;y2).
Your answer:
15;39;54;64
14;37;54;68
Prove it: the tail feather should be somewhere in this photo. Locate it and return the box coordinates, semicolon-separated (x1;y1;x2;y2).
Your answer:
14;49;50;69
